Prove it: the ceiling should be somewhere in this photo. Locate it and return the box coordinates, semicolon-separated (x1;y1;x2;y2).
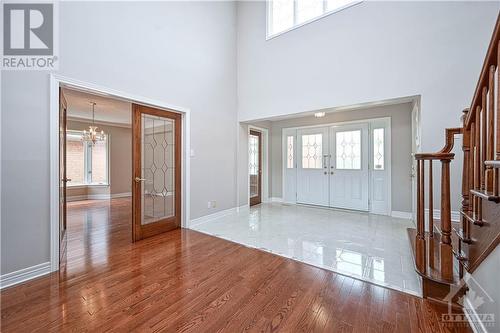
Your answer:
63;88;132;126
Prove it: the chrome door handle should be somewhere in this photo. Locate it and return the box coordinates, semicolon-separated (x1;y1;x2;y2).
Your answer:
63;178;72;182
135;177;146;183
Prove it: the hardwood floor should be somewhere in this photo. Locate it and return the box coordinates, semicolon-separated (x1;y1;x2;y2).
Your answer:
1;198;470;332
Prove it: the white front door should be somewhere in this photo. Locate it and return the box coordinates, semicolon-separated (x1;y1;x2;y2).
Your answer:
329;123;369;211
297;127;329;206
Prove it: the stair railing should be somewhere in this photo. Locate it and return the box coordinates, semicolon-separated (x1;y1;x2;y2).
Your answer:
414;128;461;281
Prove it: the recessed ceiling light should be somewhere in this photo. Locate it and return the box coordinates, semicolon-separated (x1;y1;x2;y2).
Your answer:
314;112;325;118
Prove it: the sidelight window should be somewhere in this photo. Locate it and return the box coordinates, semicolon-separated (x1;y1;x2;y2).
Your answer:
287;135;294;168
373;128;385;170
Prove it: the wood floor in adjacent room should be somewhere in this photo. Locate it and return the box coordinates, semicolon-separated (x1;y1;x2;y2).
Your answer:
1;198;470;332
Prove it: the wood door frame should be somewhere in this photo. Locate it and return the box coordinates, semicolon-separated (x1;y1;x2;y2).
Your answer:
132;104;182;241
247;125;269;206
249;130;262;206
59;88;68;265
49;74;191;272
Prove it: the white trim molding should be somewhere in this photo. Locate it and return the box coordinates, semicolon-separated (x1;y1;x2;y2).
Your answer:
189;207;238;228
464;297;488;333
111;192;132;198
391;211;413;220
270;197;284;203
0;262;51;289
67;192;132;202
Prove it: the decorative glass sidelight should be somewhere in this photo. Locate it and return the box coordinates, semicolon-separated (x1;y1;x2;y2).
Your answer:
301;134;323;169
287;135;294;169
336;130;361;170
373;128;385;170
141;114;175;225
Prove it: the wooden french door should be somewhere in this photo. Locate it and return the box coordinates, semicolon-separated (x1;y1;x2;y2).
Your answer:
59;88;68;263
132;104;182;241
249;130;262;206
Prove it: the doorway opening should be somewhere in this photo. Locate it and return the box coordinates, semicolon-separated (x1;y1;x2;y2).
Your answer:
249;129;262;206
52;75;189;272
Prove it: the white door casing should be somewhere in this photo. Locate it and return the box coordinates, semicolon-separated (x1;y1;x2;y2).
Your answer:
297;127;329;206
329;123;369;211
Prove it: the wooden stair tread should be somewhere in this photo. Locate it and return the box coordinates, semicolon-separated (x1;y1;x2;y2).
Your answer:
470;189;500;203
460;210;485;226
453;227;472;244
407;228;461;286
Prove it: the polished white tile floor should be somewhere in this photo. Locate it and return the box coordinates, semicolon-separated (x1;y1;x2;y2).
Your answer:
191;203;422;296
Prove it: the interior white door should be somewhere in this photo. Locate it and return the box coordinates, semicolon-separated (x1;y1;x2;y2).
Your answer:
297;127;329;206
329;123;369;211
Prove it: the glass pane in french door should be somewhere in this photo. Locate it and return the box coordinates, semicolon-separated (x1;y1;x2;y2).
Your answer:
141;114;175;225
249;133;260;198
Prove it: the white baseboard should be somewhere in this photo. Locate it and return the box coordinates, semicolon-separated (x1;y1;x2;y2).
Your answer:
425;208;460;222
464;297;488;333
87;194;111;200
0;262;51;289
189;207;238;228
67;192;131;202
391;211;413;219
67;194;89;202
269;197;284;203
111;192;132;198
237;204;249;212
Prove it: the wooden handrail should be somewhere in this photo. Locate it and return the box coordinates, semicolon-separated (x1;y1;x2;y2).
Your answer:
465;14;500;128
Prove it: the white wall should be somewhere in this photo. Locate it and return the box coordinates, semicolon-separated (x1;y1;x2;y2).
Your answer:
464;246;500;333
237;1;499;211
1;1;237;275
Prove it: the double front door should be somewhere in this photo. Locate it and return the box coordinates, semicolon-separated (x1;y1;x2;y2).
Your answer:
297;123;369;211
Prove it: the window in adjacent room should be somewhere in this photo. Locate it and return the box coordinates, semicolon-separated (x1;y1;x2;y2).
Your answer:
66;131;109;186
267;0;361;38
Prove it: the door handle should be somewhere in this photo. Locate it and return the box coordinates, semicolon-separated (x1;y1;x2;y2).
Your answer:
135;177;146;183
63;178;71;182
323;155;329;169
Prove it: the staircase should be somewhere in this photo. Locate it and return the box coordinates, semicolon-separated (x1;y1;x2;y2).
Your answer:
408;13;500;307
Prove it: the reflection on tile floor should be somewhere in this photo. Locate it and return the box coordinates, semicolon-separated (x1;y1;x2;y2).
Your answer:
190;203;422;296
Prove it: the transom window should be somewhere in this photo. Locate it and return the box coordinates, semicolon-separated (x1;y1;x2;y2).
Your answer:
335;130;361;170
301;134;323;169
67;131;109;186
267;0;361;38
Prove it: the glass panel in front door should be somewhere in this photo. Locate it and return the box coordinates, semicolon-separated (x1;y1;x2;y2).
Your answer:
141;114;175;225
335;130;361;170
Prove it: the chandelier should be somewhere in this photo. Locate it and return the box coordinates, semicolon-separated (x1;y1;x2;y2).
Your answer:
82;102;105;144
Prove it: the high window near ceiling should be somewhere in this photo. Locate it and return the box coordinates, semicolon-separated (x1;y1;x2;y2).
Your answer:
67;131;109;186
267;0;360;38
